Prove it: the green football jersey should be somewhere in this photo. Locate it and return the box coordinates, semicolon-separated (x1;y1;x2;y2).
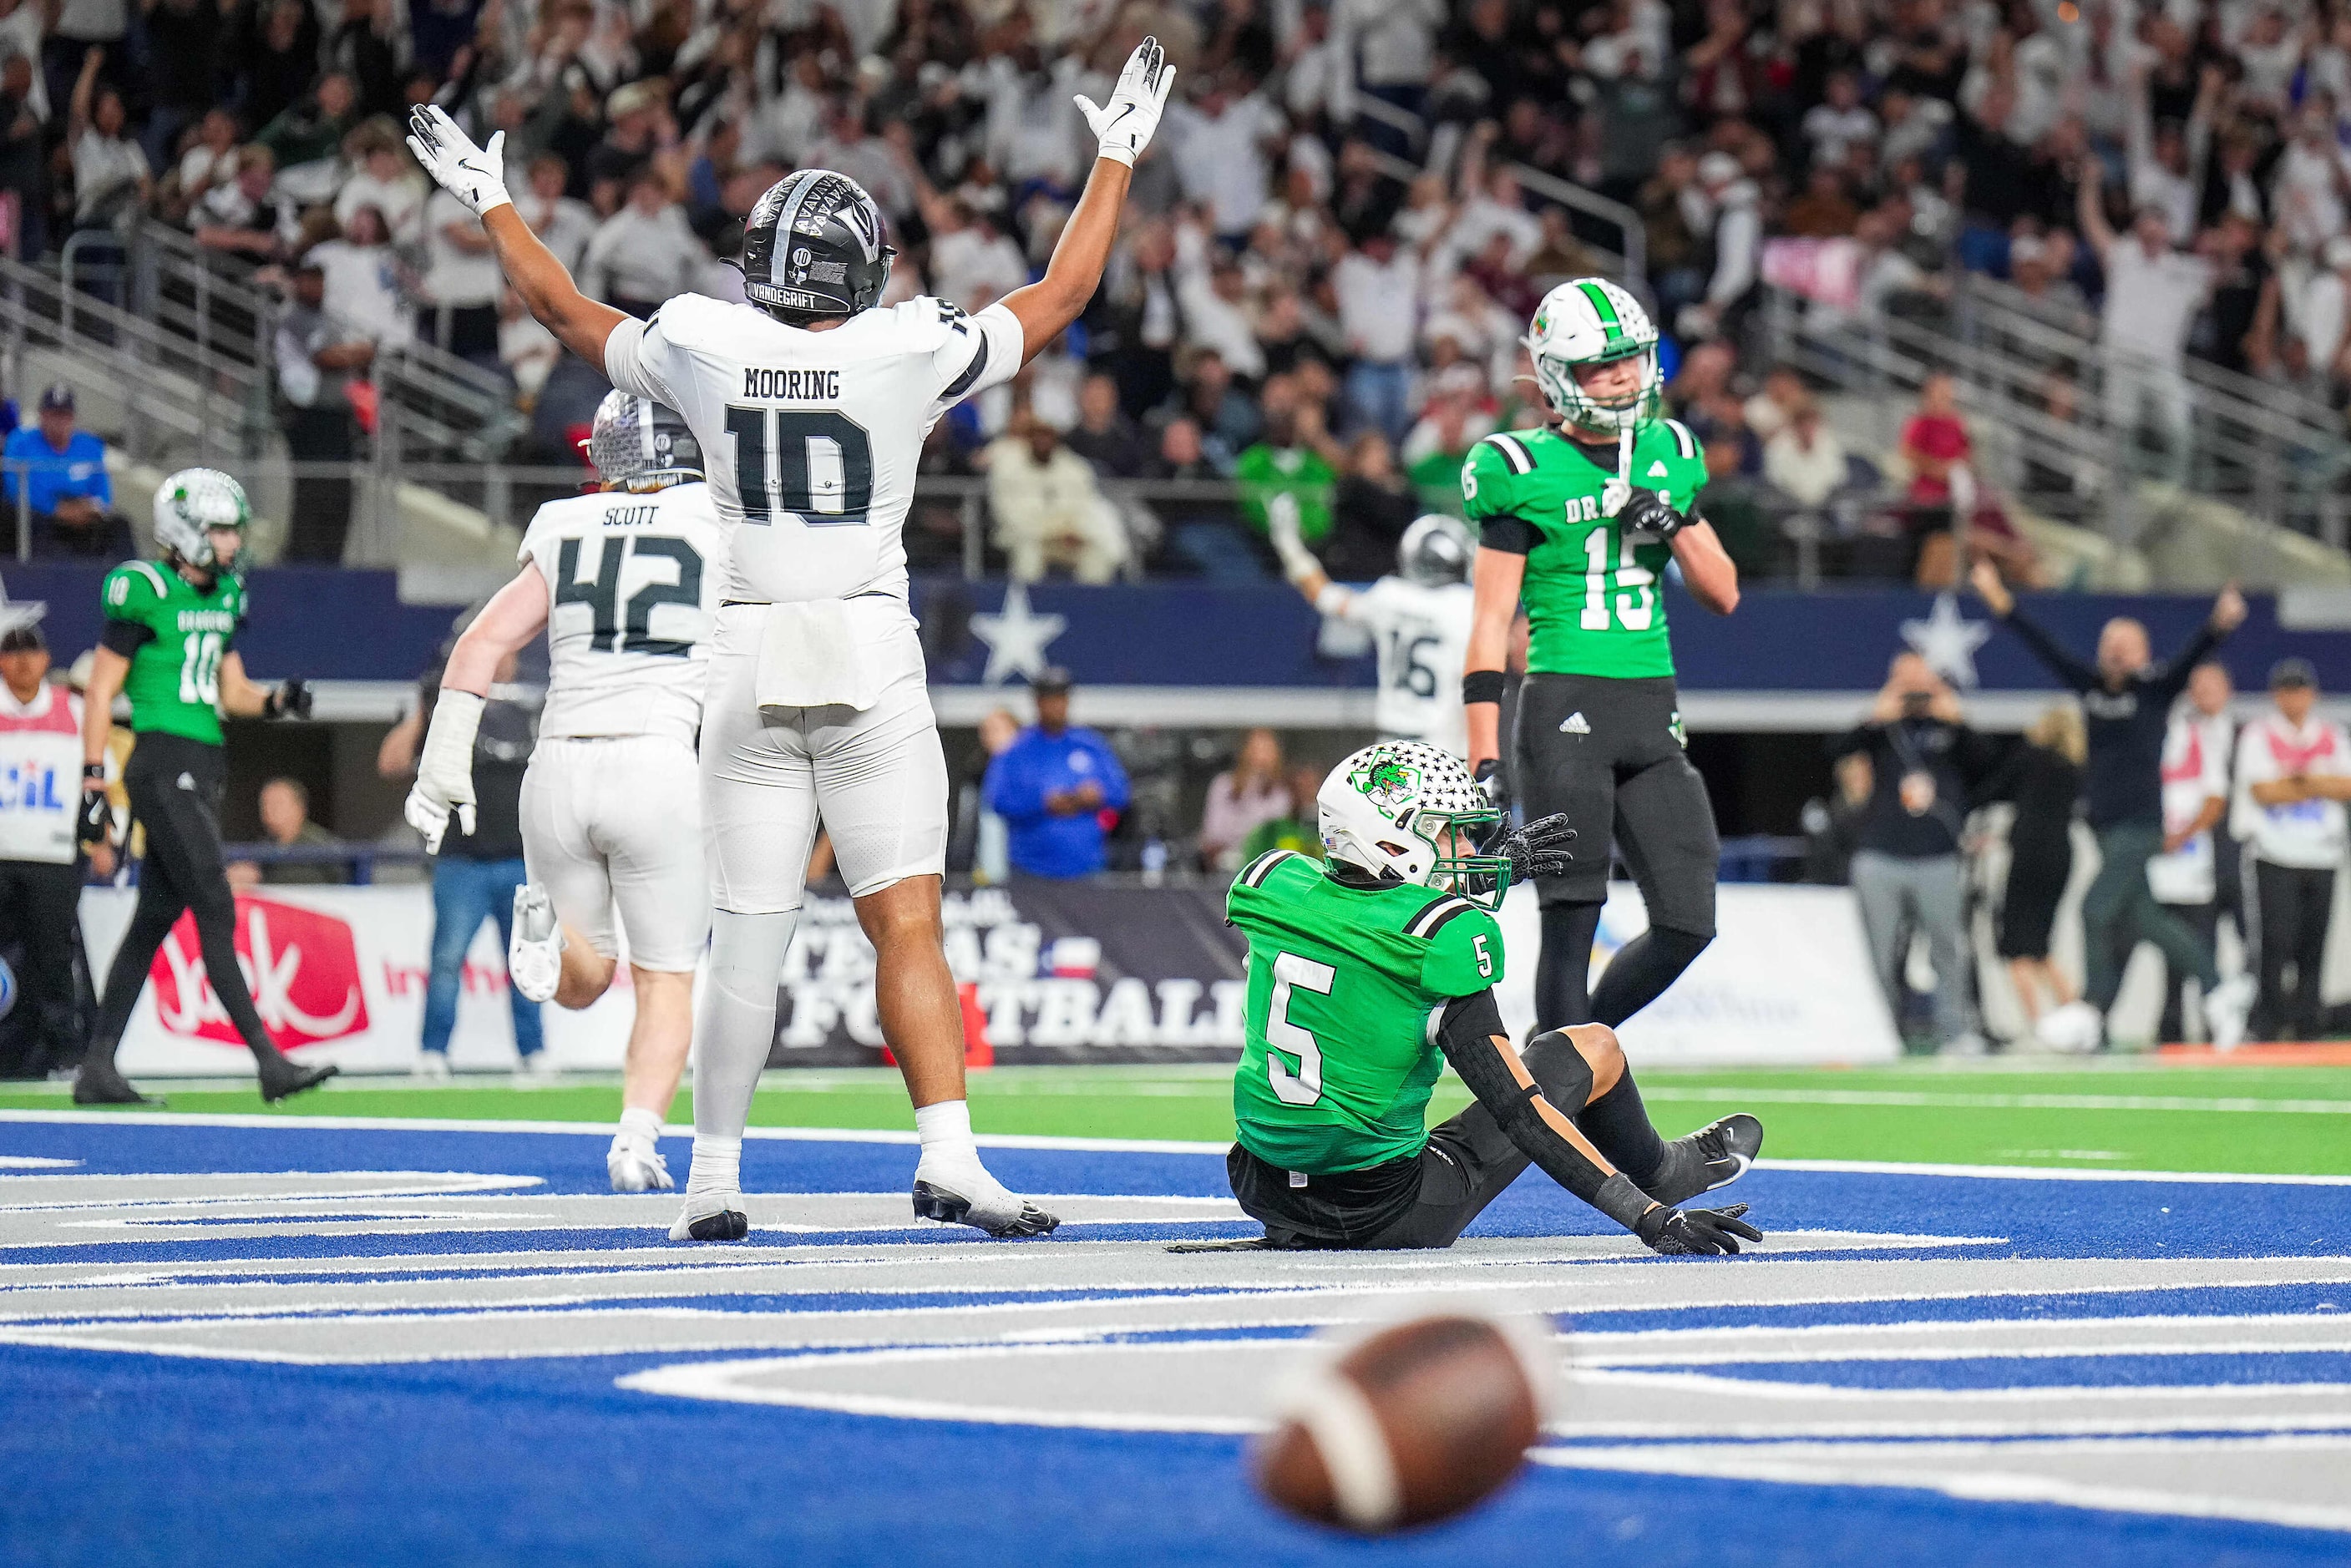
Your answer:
99;559;246;745
1460;419;1708;679
1227;848;1504;1174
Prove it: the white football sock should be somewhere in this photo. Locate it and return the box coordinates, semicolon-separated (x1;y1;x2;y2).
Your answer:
683;908;798;1202
914;1099;976;1161
684;1136;740;1204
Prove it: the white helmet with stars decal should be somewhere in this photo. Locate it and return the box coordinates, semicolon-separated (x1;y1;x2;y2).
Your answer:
1317;741;1512;909
1524;276;1661;435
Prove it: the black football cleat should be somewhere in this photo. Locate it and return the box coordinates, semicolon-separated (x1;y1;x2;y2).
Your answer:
911;1180;1060;1237
669;1201;750;1242
72;1059;163;1107
1646;1113;1764;1206
256;1055;339;1103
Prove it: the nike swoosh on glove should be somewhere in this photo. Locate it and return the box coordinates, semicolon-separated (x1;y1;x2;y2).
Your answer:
1074;35;1176;168
406;104;511;217
1636;1202;1762;1256
1619;488;1690;540
1486;811;1574;882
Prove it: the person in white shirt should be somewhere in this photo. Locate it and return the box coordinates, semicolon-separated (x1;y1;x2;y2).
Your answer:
1270;507;1475;757
582;172;709;319
0;621;100;1079
405;37;1177;1243
1332;230;1421;443
1167;75;1286;240
66;49;147;230
406;392;725;1192
333;130;427;245
2078;158;2212;486
2147;678;2233;1040
2231;659;2351;1041
985;417;1128;584
418;187;503;360
310;202;411;345
512;154;597;276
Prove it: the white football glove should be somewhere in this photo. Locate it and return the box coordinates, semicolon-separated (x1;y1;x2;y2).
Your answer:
405;104;511;218
1075;36;1175;169
403;690;483;854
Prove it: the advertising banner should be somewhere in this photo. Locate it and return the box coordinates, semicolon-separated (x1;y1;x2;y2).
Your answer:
84;886;642;1076
83;878;1894;1075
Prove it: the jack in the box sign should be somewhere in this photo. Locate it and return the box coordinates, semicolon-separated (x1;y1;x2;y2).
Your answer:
149;894;369;1050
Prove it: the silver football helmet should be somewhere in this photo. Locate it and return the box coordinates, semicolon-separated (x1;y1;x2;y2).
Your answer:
1397;514;1472;587
586;391;703;490
151;468;251;569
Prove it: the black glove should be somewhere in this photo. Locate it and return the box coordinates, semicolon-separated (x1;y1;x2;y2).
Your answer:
1486;811;1574;883
1636;1201;1762;1256
77;773;111;849
1619;488;1690;540
1473;757;1510;811
263;678;312;721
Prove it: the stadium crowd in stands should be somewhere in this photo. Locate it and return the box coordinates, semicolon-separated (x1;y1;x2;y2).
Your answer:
9;0;2348;577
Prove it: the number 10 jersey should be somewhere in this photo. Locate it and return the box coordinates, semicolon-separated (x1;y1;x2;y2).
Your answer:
601;292;1026;606
519;480;727;746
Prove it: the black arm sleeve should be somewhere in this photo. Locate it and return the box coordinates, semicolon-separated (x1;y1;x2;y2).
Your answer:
99;619;154;657
2147;622;2223;705
1431;994;1649;1230
2001;604;2099;693
1477;517;1538;555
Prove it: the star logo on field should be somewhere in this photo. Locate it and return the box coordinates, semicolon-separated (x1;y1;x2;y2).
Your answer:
0;571;46;636
1901;592;1992;689
970;582;1067;685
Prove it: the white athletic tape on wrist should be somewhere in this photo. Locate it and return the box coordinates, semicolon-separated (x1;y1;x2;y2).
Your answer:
418;690;484;801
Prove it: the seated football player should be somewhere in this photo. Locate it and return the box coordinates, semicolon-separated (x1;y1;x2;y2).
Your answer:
1215;741;1764;1253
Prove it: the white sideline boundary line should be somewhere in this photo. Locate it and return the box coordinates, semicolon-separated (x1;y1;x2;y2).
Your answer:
5;1109;2351;1184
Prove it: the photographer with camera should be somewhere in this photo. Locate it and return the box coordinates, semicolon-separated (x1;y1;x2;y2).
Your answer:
1832;651;2002;1055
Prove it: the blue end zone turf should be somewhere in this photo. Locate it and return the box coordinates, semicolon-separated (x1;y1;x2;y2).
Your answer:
2;1115;2346;1568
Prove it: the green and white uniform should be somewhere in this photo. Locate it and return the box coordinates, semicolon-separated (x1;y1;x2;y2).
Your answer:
1228;847;1503;1174
1460;418;1709;679
99;559;246;743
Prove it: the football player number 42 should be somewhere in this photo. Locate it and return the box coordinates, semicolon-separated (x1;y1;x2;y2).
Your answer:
1266;951;1335;1106
727;406;875;525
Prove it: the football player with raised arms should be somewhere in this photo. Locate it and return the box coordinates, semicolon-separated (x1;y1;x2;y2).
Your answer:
408;38;1178;1241
1214;741;1764;1252
1461;279;1742;1045
1269;506;1477;758
405;391;724;1193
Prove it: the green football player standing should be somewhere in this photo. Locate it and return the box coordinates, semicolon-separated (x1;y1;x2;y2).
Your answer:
1461;278;1741;1044
1217;741;1762;1252
72;469;336;1106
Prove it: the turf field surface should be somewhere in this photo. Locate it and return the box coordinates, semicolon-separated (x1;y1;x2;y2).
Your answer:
2;1110;2347;1567
8;1058;2351;1175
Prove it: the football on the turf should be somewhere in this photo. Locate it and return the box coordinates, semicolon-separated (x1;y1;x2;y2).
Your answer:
1252;1313;1548;1533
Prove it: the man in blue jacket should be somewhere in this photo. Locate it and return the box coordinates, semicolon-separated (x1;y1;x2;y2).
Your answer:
3;385;129;559
983;668;1130;879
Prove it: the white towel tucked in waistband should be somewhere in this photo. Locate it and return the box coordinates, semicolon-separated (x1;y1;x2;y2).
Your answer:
754;599;884;712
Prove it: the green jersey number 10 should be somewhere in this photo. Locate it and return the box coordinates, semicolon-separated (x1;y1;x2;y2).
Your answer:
178;630;224;706
1579;525;1655;633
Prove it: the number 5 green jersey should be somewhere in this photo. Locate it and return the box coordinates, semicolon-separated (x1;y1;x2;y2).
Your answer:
1227;847;1504;1173
100;559;247;745
1460;418;1707;679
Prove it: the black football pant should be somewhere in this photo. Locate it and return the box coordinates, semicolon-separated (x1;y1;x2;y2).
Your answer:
2249;860;2335;1041
0;858;88;1076
86;734;285;1069
1514;674;1720;1030
1228;1030;1594;1250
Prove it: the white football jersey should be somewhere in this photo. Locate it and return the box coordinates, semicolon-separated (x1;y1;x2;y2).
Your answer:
602;292;1025;604
1335;576;1476;757
519;480;727;746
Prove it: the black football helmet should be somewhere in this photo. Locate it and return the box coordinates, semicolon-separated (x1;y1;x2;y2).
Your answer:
738;169;895;324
